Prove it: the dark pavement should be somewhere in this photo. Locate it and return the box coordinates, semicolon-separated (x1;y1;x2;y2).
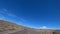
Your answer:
9;29;42;34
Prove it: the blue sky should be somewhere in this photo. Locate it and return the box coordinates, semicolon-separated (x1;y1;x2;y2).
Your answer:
0;0;60;29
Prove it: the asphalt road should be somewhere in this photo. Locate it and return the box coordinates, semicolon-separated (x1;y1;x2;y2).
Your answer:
9;29;42;34
10;29;27;34
3;28;60;34
1;29;60;34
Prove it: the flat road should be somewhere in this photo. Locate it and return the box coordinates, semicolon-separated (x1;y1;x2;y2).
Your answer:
3;29;55;34
9;29;42;34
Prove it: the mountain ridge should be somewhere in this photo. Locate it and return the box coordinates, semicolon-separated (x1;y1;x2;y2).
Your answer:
0;20;26;32
0;20;60;34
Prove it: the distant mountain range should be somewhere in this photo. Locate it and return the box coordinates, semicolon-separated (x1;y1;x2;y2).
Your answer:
0;20;60;34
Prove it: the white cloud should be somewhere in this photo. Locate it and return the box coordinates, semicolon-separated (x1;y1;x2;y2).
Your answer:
6;13;26;22
0;14;5;20
0;9;26;22
40;26;48;29
3;8;8;11
7;13;17;18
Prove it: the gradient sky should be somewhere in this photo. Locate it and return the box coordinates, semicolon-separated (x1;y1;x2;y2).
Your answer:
0;0;60;29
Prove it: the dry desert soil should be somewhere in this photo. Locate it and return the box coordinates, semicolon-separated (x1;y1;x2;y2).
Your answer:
0;20;60;34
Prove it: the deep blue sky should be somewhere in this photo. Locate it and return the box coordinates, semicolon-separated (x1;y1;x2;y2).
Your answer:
0;0;60;29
